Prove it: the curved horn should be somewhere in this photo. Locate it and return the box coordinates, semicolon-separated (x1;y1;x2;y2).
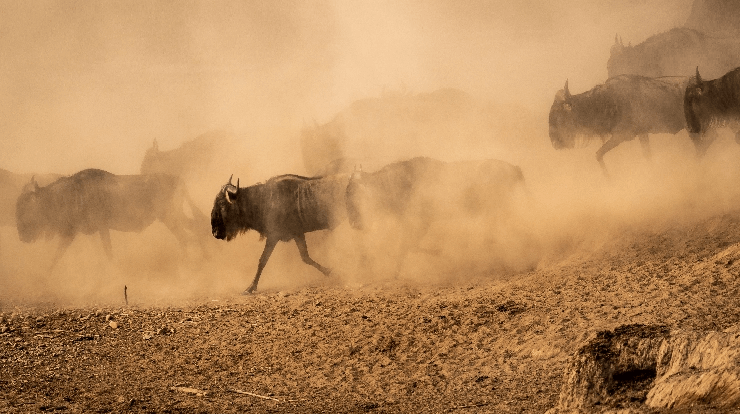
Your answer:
564;79;571;99
696;66;702;83
236;177;239;190
227;174;233;186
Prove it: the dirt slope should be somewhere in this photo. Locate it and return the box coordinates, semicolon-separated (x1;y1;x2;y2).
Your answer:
3;211;740;413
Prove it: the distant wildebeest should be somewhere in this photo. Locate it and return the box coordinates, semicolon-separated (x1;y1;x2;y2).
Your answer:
300;88;497;176
345;156;526;275
15;169;207;269
210;173;349;293
608;28;740;80
140;130;236;180
549;75;691;175
1;169;61;228
684;66;740;148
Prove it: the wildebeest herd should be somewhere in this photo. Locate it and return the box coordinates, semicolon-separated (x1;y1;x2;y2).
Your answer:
6;21;740;295
547;15;740;175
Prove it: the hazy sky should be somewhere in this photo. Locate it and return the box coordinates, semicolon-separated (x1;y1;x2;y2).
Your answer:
0;0;692;175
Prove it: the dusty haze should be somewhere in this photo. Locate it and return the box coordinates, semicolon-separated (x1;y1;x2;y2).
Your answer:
6;0;740;307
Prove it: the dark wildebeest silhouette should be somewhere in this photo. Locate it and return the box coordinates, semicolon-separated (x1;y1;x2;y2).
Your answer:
345;157;526;276
684;66;740;149
549;75;690;175
608;28;740;80
210;173;349;293
15;169;207;270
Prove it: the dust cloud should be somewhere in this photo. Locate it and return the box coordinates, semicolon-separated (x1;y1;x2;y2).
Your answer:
3;0;738;307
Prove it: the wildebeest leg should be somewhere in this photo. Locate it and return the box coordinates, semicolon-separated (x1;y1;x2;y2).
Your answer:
49;235;74;271
99;229;113;260
690;130;717;157
595;136;623;177
246;237;279;294
638;134;651;161
294;233;332;277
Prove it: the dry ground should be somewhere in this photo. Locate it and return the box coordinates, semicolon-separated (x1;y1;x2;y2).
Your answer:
3;208;740;413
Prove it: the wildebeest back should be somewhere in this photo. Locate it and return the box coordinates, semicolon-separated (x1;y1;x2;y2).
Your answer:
261;174;349;237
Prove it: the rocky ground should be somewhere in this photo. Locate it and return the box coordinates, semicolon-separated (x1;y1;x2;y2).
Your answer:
3;208;740;413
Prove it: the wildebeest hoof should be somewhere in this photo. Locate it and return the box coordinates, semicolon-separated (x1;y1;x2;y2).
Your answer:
243;286;257;295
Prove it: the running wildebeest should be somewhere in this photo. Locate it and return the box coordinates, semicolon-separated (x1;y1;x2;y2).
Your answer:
210;173;349;293
345;156;526;275
549;75;690;175
684;66;740;148
15;169;207;269
608;28;740;80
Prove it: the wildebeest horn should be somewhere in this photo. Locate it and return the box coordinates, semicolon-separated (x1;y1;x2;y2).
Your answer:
23;176;39;193
227;174;233;186
564;80;571;99
152;139;158;151
696;67;702;83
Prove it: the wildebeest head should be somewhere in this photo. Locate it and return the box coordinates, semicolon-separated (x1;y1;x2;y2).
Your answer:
345;168;367;230
15;177;46;243
211;175;241;241
139;139;163;175
549;80;579;149
684;67;707;134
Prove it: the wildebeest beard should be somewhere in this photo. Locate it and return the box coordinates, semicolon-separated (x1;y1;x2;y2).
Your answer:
549;87;617;150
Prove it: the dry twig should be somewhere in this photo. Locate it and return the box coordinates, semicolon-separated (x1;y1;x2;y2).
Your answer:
228;388;282;402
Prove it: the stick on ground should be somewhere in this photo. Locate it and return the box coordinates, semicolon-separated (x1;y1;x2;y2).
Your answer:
228;389;282;402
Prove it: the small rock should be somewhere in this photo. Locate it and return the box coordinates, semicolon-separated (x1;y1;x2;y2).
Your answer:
157;326;175;335
109;321;118;329
143;332;154;340
35;316;44;323
105;314;112;321
1;326;8;334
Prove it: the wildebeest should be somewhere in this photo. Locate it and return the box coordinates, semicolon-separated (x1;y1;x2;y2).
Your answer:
345;157;526;275
300;88;499;176
684;66;740;147
608;28;740;80
549;75;690;175
15;169;207;269
210;173;349;293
